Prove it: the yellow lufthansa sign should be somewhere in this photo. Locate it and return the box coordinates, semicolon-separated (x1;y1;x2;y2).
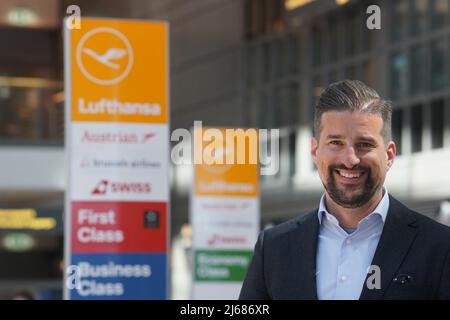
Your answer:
68;18;168;124
194;128;259;197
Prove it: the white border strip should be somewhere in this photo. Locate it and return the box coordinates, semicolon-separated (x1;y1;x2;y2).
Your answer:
63;17;72;300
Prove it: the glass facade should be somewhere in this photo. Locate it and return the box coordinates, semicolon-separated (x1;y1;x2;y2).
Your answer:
431;99;445;149
391;0;408;42
410;0;429;36
390;51;408;100
392;108;403;155
244;0;450;182
431;39;447;91
2;0;449;155
411;104;423;153
0;26;62;145
0;82;63;144
410;45;427;95
244;31;300;130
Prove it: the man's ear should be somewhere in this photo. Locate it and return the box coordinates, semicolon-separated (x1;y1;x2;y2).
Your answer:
386;141;396;169
311;136;319;164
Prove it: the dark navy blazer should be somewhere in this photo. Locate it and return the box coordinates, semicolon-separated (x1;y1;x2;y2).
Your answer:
239;195;450;300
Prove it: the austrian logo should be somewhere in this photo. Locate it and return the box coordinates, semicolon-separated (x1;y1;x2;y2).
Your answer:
80;130;156;144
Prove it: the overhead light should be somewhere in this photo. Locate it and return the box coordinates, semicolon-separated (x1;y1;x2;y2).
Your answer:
0;86;10;100
0;76;61;89
440;200;450;215
6;6;38;27
285;0;315;11
438;200;450;225
52;91;65;104
3;233;35;252
336;0;350;5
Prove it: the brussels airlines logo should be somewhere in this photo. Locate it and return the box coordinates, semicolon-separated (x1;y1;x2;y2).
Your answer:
76;27;133;85
91;179;151;195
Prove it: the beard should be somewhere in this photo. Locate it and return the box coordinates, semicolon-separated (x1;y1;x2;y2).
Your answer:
323;164;382;208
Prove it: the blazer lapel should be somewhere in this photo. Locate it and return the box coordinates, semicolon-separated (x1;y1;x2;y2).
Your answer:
359;195;418;300
287;210;320;299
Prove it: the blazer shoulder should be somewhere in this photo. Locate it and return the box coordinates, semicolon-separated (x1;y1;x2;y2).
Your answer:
263;209;318;240
390;196;450;242
412;210;450;241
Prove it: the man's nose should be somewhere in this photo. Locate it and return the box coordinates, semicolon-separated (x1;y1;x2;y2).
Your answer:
342;146;360;168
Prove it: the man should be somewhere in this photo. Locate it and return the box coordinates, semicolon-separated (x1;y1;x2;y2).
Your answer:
239;80;450;300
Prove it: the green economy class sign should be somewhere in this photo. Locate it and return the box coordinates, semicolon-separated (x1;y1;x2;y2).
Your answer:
194;250;253;282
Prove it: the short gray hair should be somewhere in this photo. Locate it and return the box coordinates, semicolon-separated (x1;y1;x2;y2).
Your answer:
314;80;392;143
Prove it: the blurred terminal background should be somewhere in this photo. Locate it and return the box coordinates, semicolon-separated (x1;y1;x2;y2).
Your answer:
0;0;449;299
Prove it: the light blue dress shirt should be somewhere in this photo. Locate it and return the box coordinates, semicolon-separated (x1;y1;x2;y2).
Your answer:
316;189;389;300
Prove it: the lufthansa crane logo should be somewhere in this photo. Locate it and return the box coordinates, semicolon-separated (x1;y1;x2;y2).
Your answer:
201;136;234;175
76;27;133;85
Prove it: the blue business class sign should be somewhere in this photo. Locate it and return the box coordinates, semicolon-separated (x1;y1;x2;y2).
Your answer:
69;253;167;300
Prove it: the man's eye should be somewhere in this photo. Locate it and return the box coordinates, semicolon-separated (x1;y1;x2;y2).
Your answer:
329;140;343;146
357;143;373;148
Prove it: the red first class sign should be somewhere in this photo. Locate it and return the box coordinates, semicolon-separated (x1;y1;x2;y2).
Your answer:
71;201;167;253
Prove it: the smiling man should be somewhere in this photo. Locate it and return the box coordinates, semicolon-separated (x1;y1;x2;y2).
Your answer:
239;80;450;300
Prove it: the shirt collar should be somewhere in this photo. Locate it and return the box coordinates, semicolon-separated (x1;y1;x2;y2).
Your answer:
317;188;390;225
